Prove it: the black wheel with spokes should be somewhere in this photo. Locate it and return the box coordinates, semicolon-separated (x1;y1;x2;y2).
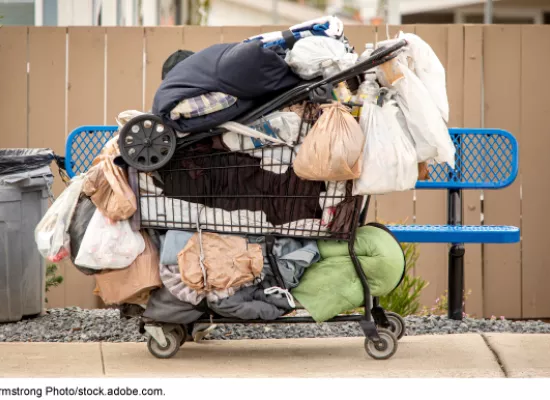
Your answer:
118;114;176;172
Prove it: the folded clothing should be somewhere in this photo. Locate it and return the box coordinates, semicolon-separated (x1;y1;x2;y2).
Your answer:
249;236;320;289
208;276;292;321
140;196;273;233
292;223;405;322
140;196;329;237
160;264;249;306
159;230;194;265
170;92;238;120
143;286;206;325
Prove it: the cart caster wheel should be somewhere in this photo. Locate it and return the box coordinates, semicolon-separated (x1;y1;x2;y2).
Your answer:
385;311;406;340
118;114;176;172
364;328;398;360
173;325;187;346
147;331;180;359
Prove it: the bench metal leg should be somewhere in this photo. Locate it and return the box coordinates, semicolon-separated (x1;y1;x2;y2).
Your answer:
447;186;465;321
448;244;465;320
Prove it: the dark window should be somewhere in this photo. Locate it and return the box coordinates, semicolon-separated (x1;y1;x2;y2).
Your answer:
465;14;534;24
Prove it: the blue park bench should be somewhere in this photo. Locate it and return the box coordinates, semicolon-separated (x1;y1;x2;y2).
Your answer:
65;126;520;321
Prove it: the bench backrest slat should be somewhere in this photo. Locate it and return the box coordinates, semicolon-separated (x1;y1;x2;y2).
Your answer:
65;125;119;178
65;126;519;191
416;128;519;190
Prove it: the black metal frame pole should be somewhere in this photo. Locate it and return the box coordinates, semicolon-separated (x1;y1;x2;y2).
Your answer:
349;196;380;341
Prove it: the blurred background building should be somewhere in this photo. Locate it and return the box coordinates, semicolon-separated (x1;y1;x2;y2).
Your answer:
0;0;549;27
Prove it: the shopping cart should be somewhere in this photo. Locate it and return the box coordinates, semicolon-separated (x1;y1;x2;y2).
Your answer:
114;39;409;360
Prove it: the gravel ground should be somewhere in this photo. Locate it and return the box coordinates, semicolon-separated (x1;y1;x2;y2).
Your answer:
0;308;549;343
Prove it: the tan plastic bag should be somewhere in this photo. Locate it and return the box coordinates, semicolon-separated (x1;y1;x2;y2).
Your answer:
377;57;405;87
418;162;430;181
293;103;364;181
83;156;137;221
93;232;162;305
178;232;263;293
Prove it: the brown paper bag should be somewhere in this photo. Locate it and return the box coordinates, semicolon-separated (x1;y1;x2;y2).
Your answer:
293;103;365;181
93;232;162;305
83;156;137;221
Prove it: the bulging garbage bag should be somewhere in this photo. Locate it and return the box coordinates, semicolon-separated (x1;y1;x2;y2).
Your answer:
353;101;418;195
293;103;364;181
74;208;145;269
35;175;86;263
0;149;54;176
285;36;357;80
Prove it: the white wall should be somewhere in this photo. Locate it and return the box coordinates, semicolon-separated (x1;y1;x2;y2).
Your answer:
57;0;94;25
101;0;118;26
208;0;295;26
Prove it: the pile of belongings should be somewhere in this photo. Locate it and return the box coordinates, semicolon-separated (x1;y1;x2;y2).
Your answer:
35;17;454;336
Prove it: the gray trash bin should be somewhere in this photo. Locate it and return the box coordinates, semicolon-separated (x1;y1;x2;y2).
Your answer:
0;149;54;323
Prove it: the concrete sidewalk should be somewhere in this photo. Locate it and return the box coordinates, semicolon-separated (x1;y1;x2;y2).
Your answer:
0;334;548;378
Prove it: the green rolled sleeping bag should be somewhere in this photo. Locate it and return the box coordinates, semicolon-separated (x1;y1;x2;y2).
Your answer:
291;223;405;322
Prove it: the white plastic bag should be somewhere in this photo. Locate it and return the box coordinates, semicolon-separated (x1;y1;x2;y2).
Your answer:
285;36;357;80
398;31;449;123
353;101;418;195
35;175;86;262
393;62;455;168
74;209;145;269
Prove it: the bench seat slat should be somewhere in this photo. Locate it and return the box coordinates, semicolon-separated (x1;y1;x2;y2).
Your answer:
387;224;520;244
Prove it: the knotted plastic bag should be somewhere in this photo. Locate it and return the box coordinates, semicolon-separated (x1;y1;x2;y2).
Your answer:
35;175;86;263
293;103;364;181
83;156;137;221
74;208;145;269
353;101;418;195
285;36;357;80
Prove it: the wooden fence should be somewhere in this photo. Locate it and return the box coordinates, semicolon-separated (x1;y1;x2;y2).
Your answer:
1;24;548;318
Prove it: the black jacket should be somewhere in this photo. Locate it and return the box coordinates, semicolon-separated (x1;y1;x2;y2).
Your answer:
152;41;301;133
